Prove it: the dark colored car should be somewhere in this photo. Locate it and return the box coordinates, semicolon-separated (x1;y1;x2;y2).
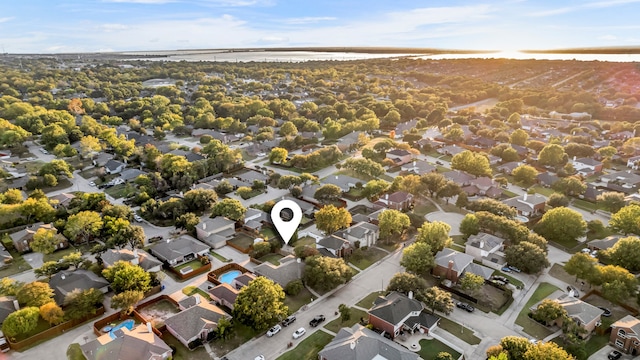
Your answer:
456;302;474;312
309;315;326;327
281;315;296;327
608;350;622;360
599;307;612;317
501;266;512;273
435;160;443;165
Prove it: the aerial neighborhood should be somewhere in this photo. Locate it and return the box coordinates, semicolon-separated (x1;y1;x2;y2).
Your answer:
1;55;640;360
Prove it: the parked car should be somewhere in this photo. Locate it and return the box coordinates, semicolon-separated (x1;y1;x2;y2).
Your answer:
608;350;622;360
581;248;591;254
309;315;326;327
266;324;281;337
134;215;143;222
282;315;296;327
567;286;580;297
598;307;612;317
40;148;48;154
491;276;509;283
501;266;512;273
292;327;306;339
590;250;598;258
255;356;265;360
435;160;443;165
456;302;475;312
88;181;96;187
148;236;163;243
508;265;522;273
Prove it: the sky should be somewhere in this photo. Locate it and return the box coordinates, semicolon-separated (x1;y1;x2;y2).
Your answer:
1;0;640;53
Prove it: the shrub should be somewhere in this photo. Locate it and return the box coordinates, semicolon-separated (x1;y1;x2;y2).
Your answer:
284;279;303;296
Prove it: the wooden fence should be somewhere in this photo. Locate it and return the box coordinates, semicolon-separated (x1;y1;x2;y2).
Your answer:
167;262;211;281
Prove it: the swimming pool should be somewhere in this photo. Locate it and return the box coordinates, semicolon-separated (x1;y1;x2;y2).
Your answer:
219;270;242;284
109;319;135;339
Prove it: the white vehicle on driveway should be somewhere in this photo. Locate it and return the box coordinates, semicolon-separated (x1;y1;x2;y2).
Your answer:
292;327;306;339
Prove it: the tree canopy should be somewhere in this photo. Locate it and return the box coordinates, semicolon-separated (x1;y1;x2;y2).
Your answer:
233;277;288;331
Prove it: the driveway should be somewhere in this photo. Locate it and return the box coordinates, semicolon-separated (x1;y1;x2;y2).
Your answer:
425;212;465;236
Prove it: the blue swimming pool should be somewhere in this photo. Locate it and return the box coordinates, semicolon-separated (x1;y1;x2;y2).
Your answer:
109;319;135;339
219;270;242;284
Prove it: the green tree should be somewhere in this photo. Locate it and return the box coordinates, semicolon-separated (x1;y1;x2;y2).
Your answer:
30;228;59;254
19;197;55;223
1;189;23;204
387;272;429;299
16;281;54;307
211;198;246;221
378;209;410;243
279;121;298;137
400;242;435;276
38;159;74;179
39;302;64;326
303;256;355;291
538;144;568;167
460;214;480;239
338;303;351;322
2;307;40;338
553;176;586;196
64;288;104;320
532;299;567;326
535;207;586;245
610;204;640;235
459;273;485;294
79;135;102;159
313;184;343;204
421;172;447;198
342;158;385;178
215;316;233;340
416;221;452;253
564;253;597;283
102;261;151;294
363;179;390;201
0;278;23;296
315;205;352;235
423;286;454;315
62;252;84;270
597;191;626;213
269;147;288;164
524;341;573;360
111;290;144;315
547;193;569;208
183;188;218;213
451;150;492;177
233;277;288;331
500;336;531;360
505;242;550;273
64;210;103;244
510;129;529;146
435;353;454;360
607;236;640;272
176;212;201;232
512;165;539;186
466;198;517;218
34;261;64;279
593;265;638;303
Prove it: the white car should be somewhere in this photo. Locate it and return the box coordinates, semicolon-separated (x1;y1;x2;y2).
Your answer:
254;356;265;360
89;181;96;187
292;327;306;339
266;324;281;337
134;215;143;222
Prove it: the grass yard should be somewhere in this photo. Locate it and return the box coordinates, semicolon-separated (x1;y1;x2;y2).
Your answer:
349;247;387;270
276;330;334;360
530;185;556;197
230;233;256;250
413;202;439;216
13;316;52;342
259;253;284;265
284;287;313;314
502;189;518;198
175;259;205;272
587;226;616;241
259;228;277;241
210;250;232;262
43;246;86;263
162;332;211;360
346;187;366;199
0;249;31;278
41;178;73;193
182;285;212;301
323;307;367;333
356;291;386;309
438;317;482;345
417;338;461;360
572;198;601;212
105;183;137;199
210;323;260;355
67;343;87;360
514;282;560;339
295;236;316;246
548;263;579;285
78;167;100;179
376;242;398;252
551;332;610;358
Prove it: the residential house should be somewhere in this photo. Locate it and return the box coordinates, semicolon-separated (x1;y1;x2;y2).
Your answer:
610;315;640;355
583;184;604;202
334;222;380;248
572;157;603;176
497;161;521;175
168;149;205;163
395;119;419;135
119;168;146;183
253;255;305;287
588;235;623;252
231;272;256;290
164;300;230;348
627;155;640;170
318;324;423;360
386;149;413;166
281;196;316;217
49;270;110;305
243;208;269;232
150;235;210;267
375;191;414;211
208;283;238;310
468;136;496;149
487;154;501;165
9;222;68;253
511;144;529;157
323;175;361;192
299;184;321;204
432;248;474;283
337;132;362;152
49;193;76;209
437;145;465;156
462;177;503;198
530;290;604;337
502;193;546;218
0;296;18;324
101;248;162;273
235;169;269;185
316;236;352;258
465;232;505;263
104;159;126;175
401;160;436;175
537;172;559;187
92;152;115;167
601;170;640;194
368;292;439;339
195;217;236;249
81;323;172;360
443;170;474;186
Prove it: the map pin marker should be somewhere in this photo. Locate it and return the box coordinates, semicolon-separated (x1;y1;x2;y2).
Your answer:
271;199;302;245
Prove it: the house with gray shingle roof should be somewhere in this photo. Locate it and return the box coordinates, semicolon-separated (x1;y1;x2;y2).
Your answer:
149;235;210;267
0;296;17;324
316;236;352;258
195;217;236;249
432;248;474;283
253;255;304;287
465;232;505;262
49;270;110;305
502;193;546;218
334;222;379;248
530;290;604;336
319;324;422;360
104;159;126;174
367;292;439;339
101;248;162;273
323;175;361;192
164;301;230;349
208;283;238;310
81;323;171;360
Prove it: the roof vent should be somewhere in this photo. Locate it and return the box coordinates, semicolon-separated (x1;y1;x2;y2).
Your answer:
350;341;356;350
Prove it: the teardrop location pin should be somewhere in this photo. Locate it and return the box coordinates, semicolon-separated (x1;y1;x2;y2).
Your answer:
271;199;303;245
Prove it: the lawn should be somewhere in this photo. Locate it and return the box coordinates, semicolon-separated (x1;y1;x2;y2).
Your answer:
323;307;367;333
276;330;334;360
437;317;482;345
182;285;212;301
346;187;366;199
587;226;616;241
376;242;398;252
41;178;73;193
210;250;232;263
355;291;386;309
514;282;560;339
349;247;387;270
105;183;137;199
259;228;277;241
295;236;316;246
551;332;610;358
530;185;556;197
229;233;256;250
259;253;284;265
67;343;87;360
13;316;52;342
285;287;314;314
43;246;84;263
0;249;31;278
210;322;260;355
78;167;100;179
174;259;205;272
417;338;461;360
413;202;439;216
572;198;600;212
162;332;211;360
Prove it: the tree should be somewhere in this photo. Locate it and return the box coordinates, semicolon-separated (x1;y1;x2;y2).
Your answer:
607;236;640;272
466;198;517;218
111;290;144;315
610;204;640;235
233;277;288;331
30;228;59;254
422;286;454;315
62;252;84;270
64;288;104;320
38;159;74;179
183;188;218;213
547;193;569;208
597;191;626;213
532;299;567;326
459;273;485;294
1;189;23;204
215;316;233;340
538;144;567;167
387;272;429;299
176;212;200;232
34;261;64;279
451;150;492;177
535;207;586;245
460;214;480;239
269;147;288;164
505;242;550;273
0;278;23;296
435;353;454;360
19;197;55;223
102;261;151;294
16;281;54;307
500;336;531;360
303;256;355;291
211;198;246;221
39;302;64;325
342;158;385;178
510;129;528;146
2;307;40;338
363;179;390;200
421;172;447;198
315;205;352;235
400;242;435;276
378;210;410;243
593;265;638;303
416;221;452;253
553;176;586;196
512;165;539;186
79;135;102;159
338;303;351;322
313;184;343;204
524;341;573;360
564;253;597;283
64;210;103;244
279;121;298;137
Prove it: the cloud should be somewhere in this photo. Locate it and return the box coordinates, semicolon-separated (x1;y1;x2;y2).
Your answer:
103;0;272;5
282;17;336;25
97;23;131;32
531;0;640;17
598;35;618;40
0;17;14;23
102;0;174;3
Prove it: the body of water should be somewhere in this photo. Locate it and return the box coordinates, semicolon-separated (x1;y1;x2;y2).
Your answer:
219;270;242;284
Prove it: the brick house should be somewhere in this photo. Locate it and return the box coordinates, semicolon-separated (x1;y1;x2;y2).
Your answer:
610;315;640;355
367;292;439;339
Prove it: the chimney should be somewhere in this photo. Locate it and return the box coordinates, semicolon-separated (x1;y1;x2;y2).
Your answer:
147;322;153;333
13;299;19;311
203;222;206;230
448;260;454;270
523;193;528;201
195;294;201;305
408;291;413;300
480;240;485;249
385;194;389;200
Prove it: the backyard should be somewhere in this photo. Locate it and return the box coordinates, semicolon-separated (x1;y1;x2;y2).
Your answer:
229;233;256;251
0;249;31;278
162;332;211;360
182;285;212;301
137;299;180;327
259;253;284;265
514;282;560;339
276;330;334;360
417;338;461;360
174;259;205;273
